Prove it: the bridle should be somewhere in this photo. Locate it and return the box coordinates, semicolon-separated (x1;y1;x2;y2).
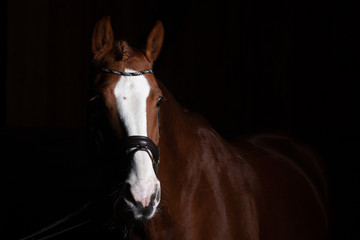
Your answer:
19;68;160;240
100;68;161;174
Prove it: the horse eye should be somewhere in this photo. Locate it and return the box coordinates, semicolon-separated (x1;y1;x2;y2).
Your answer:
156;96;163;107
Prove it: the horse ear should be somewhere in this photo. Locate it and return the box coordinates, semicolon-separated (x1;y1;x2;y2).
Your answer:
91;16;114;60
145;21;164;62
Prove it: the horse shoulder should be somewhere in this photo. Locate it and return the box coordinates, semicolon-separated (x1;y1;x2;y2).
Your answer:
193;127;262;239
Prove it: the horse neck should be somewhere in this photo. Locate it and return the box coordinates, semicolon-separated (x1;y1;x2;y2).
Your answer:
157;82;213;168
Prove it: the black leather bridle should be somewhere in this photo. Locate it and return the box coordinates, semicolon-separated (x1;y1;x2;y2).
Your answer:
122;135;160;174
101;68;161;174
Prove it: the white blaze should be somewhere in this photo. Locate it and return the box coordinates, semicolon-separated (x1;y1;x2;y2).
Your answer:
113;68;160;218
114;68;150;136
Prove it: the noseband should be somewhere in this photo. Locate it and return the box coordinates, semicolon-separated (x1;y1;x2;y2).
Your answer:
101;68;161;174
123;136;160;173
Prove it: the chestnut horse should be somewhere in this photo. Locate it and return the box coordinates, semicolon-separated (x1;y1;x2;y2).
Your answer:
89;16;328;239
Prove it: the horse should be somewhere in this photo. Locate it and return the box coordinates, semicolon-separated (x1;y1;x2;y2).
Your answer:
88;16;328;240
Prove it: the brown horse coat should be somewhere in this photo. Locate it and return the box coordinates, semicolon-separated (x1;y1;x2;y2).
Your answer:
139;85;327;239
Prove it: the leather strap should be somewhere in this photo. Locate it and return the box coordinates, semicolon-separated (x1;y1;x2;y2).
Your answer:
122;136;160;174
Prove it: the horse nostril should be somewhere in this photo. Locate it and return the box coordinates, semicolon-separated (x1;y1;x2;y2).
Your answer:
150;183;161;205
156;184;161;203
123;182;160;220
124;183;142;208
124;182;160;210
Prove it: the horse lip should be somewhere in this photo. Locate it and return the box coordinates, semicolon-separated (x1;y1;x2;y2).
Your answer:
123;186;158;220
131;204;156;220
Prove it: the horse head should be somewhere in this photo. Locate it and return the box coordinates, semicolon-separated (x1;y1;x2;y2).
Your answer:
90;16;164;221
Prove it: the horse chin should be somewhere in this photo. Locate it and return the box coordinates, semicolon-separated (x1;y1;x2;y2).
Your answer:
124;198;158;221
131;204;157;221
134;209;157;221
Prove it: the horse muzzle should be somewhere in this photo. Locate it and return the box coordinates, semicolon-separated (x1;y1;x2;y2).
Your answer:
120;136;161;220
123;150;161;220
124;180;161;220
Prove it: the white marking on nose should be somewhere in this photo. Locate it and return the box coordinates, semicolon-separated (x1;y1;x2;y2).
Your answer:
127;152;160;206
113;68;160;216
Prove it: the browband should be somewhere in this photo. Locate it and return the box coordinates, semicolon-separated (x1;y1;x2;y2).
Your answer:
101;68;153;76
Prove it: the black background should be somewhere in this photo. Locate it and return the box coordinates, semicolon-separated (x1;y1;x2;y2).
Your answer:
1;0;359;239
